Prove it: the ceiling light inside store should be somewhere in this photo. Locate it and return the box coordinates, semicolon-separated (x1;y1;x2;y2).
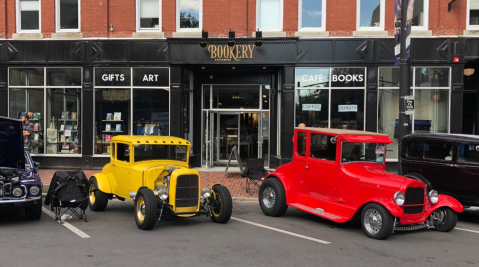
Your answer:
262;67;266;69
201;67;205;69
464;68;475;76
232;67;236;70
263;95;266;98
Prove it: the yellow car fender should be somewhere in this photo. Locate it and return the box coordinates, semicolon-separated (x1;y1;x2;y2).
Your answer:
91;173;113;194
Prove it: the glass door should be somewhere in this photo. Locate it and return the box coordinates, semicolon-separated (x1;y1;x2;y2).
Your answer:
218;113;240;162
259;112;270;167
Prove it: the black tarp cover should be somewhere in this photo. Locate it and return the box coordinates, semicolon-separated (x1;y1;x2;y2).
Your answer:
44;170;89;210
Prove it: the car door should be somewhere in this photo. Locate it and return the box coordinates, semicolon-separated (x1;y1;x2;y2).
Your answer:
112;142;132;198
292;130;310;197
420;140;456;197
308;133;338;202
455;143;479;206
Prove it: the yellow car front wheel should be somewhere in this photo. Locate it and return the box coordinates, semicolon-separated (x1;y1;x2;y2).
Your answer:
210;185;232;224
134;188;158;230
88;177;108;211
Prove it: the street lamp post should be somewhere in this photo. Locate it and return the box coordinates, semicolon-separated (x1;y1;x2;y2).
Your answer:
397;0;411;175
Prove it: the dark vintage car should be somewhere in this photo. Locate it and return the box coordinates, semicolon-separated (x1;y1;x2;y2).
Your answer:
401;133;479;213
0;116;43;219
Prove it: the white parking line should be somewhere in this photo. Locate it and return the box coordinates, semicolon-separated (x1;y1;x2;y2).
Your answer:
456;227;479;234
42;207;90;239
231;216;331;244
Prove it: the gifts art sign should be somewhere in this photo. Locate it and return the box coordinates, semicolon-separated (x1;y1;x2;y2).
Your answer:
207;44;256;62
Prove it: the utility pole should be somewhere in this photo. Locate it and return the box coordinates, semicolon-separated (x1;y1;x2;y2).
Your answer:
397;0;411;174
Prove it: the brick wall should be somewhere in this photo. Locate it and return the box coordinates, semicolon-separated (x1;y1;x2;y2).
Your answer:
0;0;473;39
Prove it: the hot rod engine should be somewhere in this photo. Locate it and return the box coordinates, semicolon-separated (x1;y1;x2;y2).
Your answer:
0;170;24;198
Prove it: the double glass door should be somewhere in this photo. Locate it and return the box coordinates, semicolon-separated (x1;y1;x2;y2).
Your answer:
204;111;269;167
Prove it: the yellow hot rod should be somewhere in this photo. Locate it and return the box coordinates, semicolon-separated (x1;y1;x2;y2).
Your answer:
88;135;233;230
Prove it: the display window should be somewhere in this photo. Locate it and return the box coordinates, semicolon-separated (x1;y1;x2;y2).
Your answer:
378;67;451;161
94;67;170;155
295;67;366;130
8;67;82;155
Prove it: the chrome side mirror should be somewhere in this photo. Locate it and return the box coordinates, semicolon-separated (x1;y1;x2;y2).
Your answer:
330;137;337;144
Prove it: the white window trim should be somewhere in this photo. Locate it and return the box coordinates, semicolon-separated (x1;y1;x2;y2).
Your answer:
55;0;81;33
298;0;326;31
412;0;428;30
356;0;385;31
176;0;202;32
16;0;42;33
136;0;162;32
467;0;479;29
256;0;284;32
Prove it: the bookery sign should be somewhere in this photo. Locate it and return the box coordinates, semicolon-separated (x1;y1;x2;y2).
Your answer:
207;44;255;62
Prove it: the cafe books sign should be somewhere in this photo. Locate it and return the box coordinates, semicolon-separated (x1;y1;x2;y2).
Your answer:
207;44;256;62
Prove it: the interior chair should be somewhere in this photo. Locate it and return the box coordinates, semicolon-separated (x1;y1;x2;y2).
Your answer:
241;158;269;195
44;170;89;224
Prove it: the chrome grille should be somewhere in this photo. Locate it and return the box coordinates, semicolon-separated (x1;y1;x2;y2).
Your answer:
175;175;199;208
404;187;425;214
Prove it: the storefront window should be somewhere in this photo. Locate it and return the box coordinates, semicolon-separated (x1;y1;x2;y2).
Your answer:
378;67;451;161
295;67;365;129
94;67;170;155
8;67;82;155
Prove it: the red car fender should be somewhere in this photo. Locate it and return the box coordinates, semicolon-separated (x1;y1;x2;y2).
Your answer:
360;197;404;218
264;172;297;203
425;194;463;217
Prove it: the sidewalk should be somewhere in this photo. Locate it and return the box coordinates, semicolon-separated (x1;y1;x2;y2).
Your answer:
38;167;259;198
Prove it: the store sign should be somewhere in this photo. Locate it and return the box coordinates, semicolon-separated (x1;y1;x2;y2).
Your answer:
331;74;364;83
338;105;358;112
330;68;366;87
95;68;131;86
301;74;327;83
404;95;415;115
302;104;321;111
207;44;255;62
133;68;169;87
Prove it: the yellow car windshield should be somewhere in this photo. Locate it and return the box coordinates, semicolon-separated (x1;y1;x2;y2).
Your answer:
134;145;188;162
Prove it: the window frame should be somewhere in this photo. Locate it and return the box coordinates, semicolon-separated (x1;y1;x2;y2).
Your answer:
55;0;81;32
16;0;42;33
136;0;162;32
256;0;284;32
356;0;385;31
176;0;202;32
298;0;326;32
467;0;479;29
411;0;429;31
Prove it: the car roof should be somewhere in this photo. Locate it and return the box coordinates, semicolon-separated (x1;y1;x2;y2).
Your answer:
111;135;191;145
404;133;479;141
295;127;389;137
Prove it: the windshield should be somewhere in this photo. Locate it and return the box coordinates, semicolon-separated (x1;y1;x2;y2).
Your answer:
134;145;188;163
341;142;386;164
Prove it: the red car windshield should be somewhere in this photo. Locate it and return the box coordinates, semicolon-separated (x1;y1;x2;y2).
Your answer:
341;142;386;164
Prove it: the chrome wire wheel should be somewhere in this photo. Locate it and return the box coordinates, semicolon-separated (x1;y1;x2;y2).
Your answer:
364;209;383;235
431;209;447;226
262;187;276;209
136;196;146;224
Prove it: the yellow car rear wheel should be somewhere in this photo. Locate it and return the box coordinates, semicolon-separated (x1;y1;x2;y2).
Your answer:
210;185;232;224
88;177;109;211
134;188;158;230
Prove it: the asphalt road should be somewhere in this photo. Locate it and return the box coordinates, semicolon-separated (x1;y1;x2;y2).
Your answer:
1;199;478;267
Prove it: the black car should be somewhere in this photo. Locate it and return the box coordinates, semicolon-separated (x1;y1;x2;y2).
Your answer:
401;133;479;212
0;116;43;219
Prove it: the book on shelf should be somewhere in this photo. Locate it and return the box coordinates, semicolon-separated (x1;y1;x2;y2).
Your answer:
65;130;72;137
71;112;77;120
115;124;121;131
102;134;105;141
33;123;39;131
60;125;65;131
106;113;113;120
105;135;111;141
32;113;38;119
105;124;111;131
60;134;65;142
35;112;42;120
61;111;69;119
34;133;39;141
74;125;78;130
66;125;73;130
61;144;70;153
114;112;121;120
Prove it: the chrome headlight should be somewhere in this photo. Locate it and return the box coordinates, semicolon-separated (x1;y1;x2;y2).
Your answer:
394;191;405;206
159;186;168;201
29;186;41;195
202;188;211;198
12;187;23;197
428;190;439;204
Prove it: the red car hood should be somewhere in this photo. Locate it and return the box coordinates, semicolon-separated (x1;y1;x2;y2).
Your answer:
342;163;423;191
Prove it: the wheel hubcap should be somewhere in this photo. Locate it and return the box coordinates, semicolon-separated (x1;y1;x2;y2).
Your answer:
432;209;447;226
364;209;382;235
211;190;222;217
263;187;276;209
136;196;145;223
89;184;96;205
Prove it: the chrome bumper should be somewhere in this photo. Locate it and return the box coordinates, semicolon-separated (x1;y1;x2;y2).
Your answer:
0;196;42;204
